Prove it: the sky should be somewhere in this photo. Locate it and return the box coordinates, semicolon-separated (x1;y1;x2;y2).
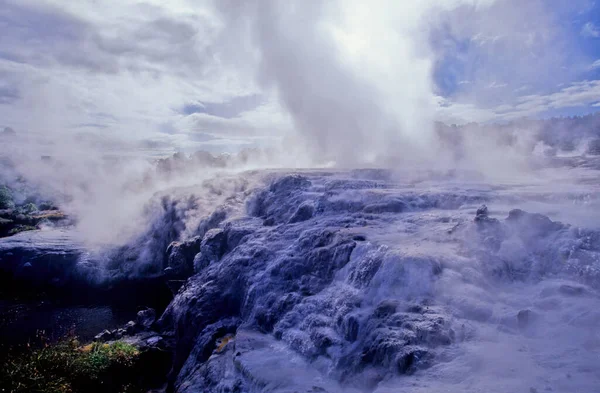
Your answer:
0;0;599;156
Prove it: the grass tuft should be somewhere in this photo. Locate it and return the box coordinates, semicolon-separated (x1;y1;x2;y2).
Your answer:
0;333;143;393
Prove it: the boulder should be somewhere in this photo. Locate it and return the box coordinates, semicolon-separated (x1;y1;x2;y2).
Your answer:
165;236;202;277
506;209;565;238
137;308;157;329
125;321;138;335
94;329;115;342
193;229;227;273
517;309;538;329
288;201;315;223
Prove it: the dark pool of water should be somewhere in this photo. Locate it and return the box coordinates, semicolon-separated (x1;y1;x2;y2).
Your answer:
0;300;137;346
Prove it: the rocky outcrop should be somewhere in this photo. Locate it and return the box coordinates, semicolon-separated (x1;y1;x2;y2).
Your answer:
165;236;202;277
149;172;600;392
0;229;86;291
156;173;473;392
192;228;228;273
4;170;600;393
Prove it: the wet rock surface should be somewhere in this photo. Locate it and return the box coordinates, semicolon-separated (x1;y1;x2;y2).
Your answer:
145;171;600;392
0;229;87;292
3;170;600;393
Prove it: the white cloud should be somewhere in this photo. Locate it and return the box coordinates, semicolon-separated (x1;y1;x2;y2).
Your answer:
591;59;600;69
438;80;600;123
582;22;600;38
0;0;598;160
0;0;270;152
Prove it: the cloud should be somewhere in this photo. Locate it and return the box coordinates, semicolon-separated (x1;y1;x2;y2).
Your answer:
0;0;264;150
0;0;598;161
0;84;19;105
181;94;263;118
438;80;600;123
581;22;600;38
431;0;590;106
0;0;222;75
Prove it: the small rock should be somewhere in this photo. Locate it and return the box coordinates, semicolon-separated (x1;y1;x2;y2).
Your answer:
163;266;175;276
137;308;156;329
558;285;586;297
289;202;315;223
396;348;430;374
506;209;564;237
214;334;235;353
94;329;114;342
474;205;500;226
125;321;137;335
146;335;164;347
166;236;202;277
374;300;399;318
114;328;126;339
476;204;489;219
517;309;537;329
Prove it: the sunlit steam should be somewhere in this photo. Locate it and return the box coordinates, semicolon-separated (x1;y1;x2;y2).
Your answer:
214;0;512;168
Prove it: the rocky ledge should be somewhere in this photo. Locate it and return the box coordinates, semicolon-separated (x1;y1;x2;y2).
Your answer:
137;171;600;392
5;170;600;393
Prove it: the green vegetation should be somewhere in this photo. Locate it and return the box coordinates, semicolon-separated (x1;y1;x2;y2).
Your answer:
0;185;14;209
18;203;38;214
8;225;38;236
0;335;145;393
0;195;67;237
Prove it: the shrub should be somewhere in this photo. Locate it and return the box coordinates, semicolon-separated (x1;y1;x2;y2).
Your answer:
0;185;14;209
8;225;37;235
0;335;143;393
19;203;38;214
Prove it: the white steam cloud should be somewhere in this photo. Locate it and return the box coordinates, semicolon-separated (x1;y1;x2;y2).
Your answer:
0;0;584;248
212;0;552;169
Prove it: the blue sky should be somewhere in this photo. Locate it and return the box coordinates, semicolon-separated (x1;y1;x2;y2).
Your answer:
0;0;599;154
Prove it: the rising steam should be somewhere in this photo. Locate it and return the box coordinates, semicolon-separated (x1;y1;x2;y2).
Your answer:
213;0;557;169
0;0;581;248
